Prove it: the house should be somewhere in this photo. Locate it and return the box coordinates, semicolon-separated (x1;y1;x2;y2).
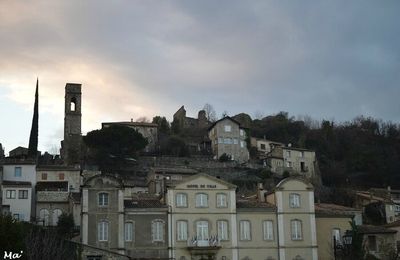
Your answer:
102;121;158;153
369;187;400;220
35;165;82;226
266;145;317;178
147;167;198;195
355;191;396;224
1;157;36;221
250;137;284;155
315;203;362;260
208;117;249;163
81;174;169;259
357;225;397;259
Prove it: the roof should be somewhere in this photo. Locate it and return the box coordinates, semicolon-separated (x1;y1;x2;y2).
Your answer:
236;199;276;209
282;146;315;152
102;121;158;128
36;181;68;191
356;191;393;203
36;165;80;171
151;167;198;175
207;116;247;131
275;176;313;190
315;203;360;217
1;180;32;187
357;225;397;234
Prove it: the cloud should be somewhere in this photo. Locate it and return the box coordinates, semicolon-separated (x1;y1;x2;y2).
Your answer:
0;0;399;152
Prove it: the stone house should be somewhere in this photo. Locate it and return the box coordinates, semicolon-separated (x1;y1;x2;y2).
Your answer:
358;225;398;259
266;145;317;178
355;191;396;224
102;121;158;153
250;137;284;155
35;165;82;226
208;117;249;163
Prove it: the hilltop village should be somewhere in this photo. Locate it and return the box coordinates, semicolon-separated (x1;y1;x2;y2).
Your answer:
1;82;399;260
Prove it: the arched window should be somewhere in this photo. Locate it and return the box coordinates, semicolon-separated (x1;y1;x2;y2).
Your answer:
125;221;134;242
176;220;188;241
70;97;76;111
52;209;62;226
195;193;208;208
291;219;302;240
39;209;49;226
216;193;227;207
98;221;109;241
176;193;187;207
289;193;300;208
217;220;229;240
151;219;165;242
98;192;109;206
196;220;209;241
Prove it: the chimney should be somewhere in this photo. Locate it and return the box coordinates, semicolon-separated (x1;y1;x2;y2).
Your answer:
257;183;266;202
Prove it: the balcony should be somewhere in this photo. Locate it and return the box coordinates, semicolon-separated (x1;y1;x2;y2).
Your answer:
187;236;221;258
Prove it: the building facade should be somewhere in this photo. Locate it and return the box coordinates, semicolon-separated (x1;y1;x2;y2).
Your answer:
208;117;249;163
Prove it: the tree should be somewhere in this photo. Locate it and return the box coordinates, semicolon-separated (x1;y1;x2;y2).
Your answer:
83;125;148;172
203;103;217;122
152;116;171;134
57;213;75;239
160;135;189;157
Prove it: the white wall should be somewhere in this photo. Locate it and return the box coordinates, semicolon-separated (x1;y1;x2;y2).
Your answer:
2;186;32;221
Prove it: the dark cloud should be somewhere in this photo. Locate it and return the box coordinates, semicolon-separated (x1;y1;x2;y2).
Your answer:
1;0;399;152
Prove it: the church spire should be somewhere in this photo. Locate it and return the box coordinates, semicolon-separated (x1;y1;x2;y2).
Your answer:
28;78;39;158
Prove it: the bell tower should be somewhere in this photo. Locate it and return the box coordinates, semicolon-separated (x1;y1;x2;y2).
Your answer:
61;83;82;165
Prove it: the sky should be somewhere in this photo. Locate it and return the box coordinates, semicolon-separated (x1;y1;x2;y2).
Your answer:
0;0;399;155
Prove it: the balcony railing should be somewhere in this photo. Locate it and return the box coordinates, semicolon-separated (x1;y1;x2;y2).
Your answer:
187;235;221;247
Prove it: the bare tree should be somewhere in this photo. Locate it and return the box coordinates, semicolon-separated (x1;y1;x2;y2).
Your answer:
203;103;217;122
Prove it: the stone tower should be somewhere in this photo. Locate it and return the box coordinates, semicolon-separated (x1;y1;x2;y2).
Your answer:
61;83;82;165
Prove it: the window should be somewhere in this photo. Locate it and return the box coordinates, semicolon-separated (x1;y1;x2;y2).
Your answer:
196;221;209;241
18;190;28;199
53;209;62;226
239;220;251;240
233;138;238;145
368;235;377;251
218;137;223;144
240;129;245;136
70;97;76;111
223;138;232;144
196;193;208;208
286;161;292;168
152;220;165;242
289;193;300;208
300;162;306;172
42;173;47;180
6;190;16;199
14;167;22;177
125;222;134;241
224;125;231;132
240;141;246;148
176;193;188;207
217;220;229;240
216;193;227;208
98;221;109;241
59;173;65;180
291;220;302;240
260;144;266;150
300;151;305;158
39;209;49;226
286;150;291;157
263;220;274;240
332;228;341;245
98;192;109;206
177;220;188;241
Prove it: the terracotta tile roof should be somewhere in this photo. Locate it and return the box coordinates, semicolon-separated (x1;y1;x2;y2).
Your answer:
357;225;397;234
315;203;360;216
356;191;393;203
236;199;276;209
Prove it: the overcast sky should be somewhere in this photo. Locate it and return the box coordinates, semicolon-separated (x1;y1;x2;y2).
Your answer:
1;0;399;155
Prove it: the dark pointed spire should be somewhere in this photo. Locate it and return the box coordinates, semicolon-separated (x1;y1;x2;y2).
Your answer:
28;78;39;158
